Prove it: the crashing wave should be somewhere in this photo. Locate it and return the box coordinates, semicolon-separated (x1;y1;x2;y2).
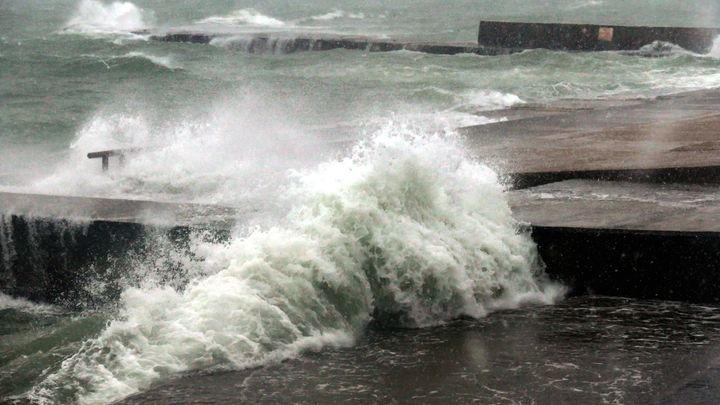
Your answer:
63;0;152;35
28;123;563;404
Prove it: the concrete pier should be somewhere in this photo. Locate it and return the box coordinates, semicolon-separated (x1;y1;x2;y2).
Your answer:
151;28;509;56
455;88;720;301
509;180;720;302
478;21;719;53
0;192;237;305
4;90;720;304
148;21;718;57
461;89;720;188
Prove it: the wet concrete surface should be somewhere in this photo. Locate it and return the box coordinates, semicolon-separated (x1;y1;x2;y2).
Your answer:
120;296;720;404
509;180;720;232
0;191;241;229
461;89;720;179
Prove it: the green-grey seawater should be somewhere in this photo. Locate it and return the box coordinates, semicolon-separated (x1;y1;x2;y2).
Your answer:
1;1;720;403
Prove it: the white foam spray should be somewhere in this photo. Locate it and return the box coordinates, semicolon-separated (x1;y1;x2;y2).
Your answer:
23;93;326;209
0;292;60;315
308;9;366;21
463;90;524;111
197;8;287;27
28;122;563;404
64;0;152;35
708;36;720;59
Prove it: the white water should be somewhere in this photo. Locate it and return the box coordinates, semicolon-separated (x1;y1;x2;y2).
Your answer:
28;124;563;404
0;292;60;315
23;92;328;207
64;0;152;35
197;8;287;27
308;9;366;21
118;51;177;69
708;36;720;58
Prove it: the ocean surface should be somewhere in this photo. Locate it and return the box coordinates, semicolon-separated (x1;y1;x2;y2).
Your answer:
1;1;720;403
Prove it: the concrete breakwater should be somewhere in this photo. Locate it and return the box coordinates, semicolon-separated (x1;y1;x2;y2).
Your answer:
478;21;719;53
0;193;235;306
4;89;720;304
148;20;719;56
151;29;508;56
463;88;720;188
510;180;720;302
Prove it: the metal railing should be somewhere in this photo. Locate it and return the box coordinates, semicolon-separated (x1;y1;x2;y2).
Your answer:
87;148;144;171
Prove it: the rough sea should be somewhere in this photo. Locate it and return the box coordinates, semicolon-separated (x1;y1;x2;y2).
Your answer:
2;1;720;403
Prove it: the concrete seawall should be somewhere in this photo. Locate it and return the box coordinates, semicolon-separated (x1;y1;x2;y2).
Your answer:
510;180;720;302
152;29;509;56
4;89;720;304
478;21;719;53
147;21;719;56
0;193;235;306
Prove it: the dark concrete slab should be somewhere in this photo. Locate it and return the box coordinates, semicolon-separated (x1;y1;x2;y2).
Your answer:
478;21;719;53
461;89;720;187
0;192;240;304
509;180;720;302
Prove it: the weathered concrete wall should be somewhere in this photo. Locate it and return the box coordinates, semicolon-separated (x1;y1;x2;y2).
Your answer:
478;21;718;53
510;180;720;303
532;226;720;302
152;31;512;56
0;214;229;307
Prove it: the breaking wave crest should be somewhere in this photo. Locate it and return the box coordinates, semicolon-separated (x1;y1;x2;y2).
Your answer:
114;51;178;69
197;8;287;27
307;9;366;21
28;124;563;404
64;0;152;35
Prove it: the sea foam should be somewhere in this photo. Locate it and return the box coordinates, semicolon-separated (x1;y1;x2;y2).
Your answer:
28;123;563;404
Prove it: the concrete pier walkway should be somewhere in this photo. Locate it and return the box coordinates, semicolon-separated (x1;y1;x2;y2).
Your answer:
462;89;720;188
509;180;720;302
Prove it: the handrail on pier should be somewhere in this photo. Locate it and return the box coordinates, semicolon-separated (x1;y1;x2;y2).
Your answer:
87;148;143;171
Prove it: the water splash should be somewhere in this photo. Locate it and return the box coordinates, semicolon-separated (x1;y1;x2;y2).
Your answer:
307;9;366;21
25;92;327;208
197;8;287;27
64;0;152;35
0;292;60;315
28;123;563;404
463;90;524;111
708;36;720;58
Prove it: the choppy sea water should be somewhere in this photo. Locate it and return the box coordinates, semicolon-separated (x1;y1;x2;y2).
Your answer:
2;1;720;403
